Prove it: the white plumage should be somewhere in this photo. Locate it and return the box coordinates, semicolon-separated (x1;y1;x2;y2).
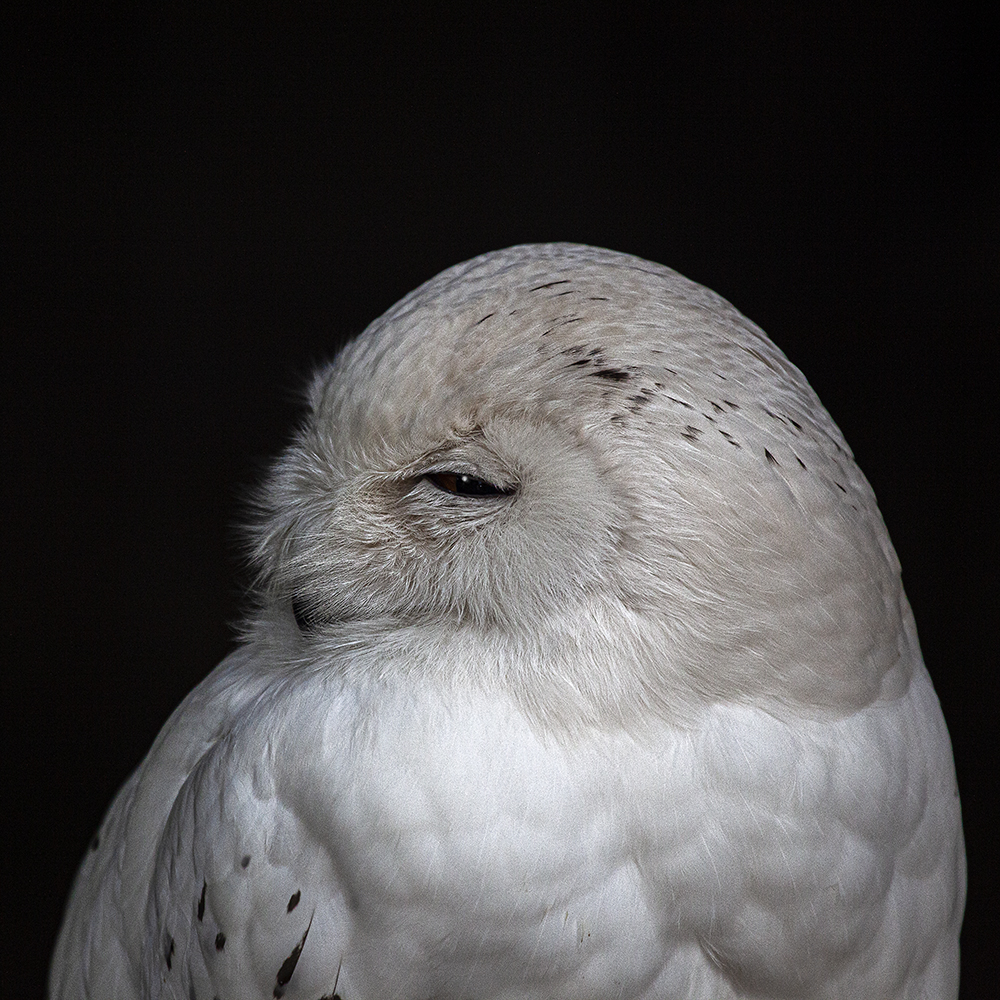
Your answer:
50;244;965;999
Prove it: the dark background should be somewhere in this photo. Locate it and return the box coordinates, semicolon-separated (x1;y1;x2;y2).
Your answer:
5;10;995;996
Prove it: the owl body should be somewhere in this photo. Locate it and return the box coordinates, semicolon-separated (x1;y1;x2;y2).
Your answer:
50;245;964;999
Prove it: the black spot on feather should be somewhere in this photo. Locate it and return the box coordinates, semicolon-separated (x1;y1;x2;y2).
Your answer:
765;449;779;466
198;881;206;921
274;913;314;997
215;932;226;951
542;316;583;335
742;344;780;373
288;890;301;912
165;935;174;970
592;369;629;382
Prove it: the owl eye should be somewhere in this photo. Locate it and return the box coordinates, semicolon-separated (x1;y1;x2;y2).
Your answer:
426;472;516;497
291;596;326;634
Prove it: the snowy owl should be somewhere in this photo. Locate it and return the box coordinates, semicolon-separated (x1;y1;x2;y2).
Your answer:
50;244;965;999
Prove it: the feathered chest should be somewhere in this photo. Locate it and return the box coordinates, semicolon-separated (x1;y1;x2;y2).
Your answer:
134;669;950;1000
145;679;677;999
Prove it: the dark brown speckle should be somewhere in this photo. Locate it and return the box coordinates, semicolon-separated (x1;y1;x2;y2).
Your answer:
593;368;631;382
274;914;313;997
528;279;571;291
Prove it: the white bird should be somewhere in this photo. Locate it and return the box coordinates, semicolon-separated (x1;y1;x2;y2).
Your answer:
50;244;965;1000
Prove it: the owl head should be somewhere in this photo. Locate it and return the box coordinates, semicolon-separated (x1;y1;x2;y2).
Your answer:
246;244;913;732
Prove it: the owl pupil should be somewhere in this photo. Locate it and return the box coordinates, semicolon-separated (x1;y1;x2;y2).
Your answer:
427;472;515;497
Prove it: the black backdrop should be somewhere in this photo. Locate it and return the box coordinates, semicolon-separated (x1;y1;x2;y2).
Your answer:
5;10;995;996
